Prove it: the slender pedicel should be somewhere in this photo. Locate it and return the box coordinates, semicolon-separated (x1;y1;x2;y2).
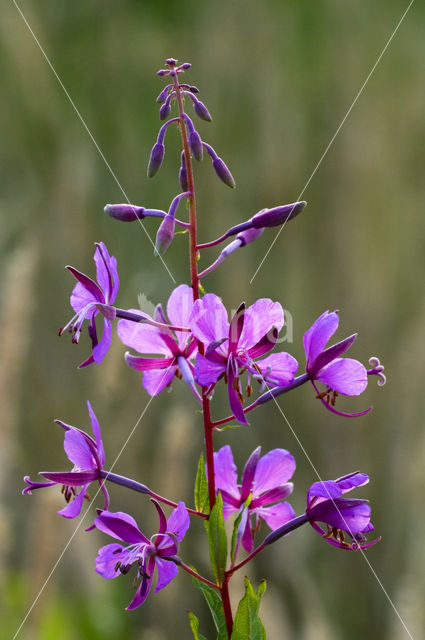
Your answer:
98;471;207;519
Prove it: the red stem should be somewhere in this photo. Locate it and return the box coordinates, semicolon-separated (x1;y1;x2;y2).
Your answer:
172;72;217;510
172;70;230;630
221;576;234;637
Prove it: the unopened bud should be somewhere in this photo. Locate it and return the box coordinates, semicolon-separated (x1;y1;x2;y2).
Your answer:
178;62;191;71
104;204;145;222
159;101;172;120
193;98;212;122
156;86;170;104
212;157;236;188
189;130;203;161
147;143;165;178
154;215;175;256
179;152;188;191
251;201;306;229
236;227;264;247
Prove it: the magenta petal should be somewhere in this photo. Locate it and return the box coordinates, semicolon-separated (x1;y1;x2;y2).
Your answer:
190;295;229;345
64;430;96;469
92;318;112;364
303;311;339;366
142;367;176;396
117;314;172;355
70;281;98;314
317;358;367;396
238;299;284;351
166;502;190;542
154;558;178;593
58;484;88;518
307;480;342;505
125;353;175;371
310;334;357;373
213;446;240;501
254;501;296;531
254;353;298;386
95;543;125;579
194;354;226;386
309;498;371;534
94;511;149;544
253;449;296;496
166;284;194;350
250;483;293;509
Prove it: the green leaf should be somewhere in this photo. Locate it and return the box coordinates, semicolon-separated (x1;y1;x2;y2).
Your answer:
231;577;267;640
188;611;209;640
194;453;210;515
206;492;228;583
230;495;252;565
192;577;228;640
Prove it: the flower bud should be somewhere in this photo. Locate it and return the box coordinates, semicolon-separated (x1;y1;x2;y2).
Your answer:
147;143;165;178
159;101;172;120
236;227;264;247
189;130;203;161
179;152;188;191
156;86;170;103
154;215;175;256
193;98;212;122
104;204;145;222
212;157;236;188
251;201;306;229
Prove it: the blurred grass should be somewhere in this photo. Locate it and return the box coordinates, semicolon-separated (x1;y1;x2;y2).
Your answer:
1;1;424;638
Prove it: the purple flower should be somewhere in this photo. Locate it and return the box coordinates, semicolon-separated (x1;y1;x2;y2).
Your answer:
213;445;295;554
303;310;370;417
117;285;199;399
189;295;298;424
23;401;108;519
306;471;379;550
94;501;189;610
59;242;119;368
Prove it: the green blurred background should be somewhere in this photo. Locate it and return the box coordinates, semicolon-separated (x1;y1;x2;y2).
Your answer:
1;1;424;638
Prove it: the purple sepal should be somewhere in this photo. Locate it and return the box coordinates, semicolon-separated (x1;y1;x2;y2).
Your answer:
250;201;306;229
104;204;146;222
42;470;98;485
212;157;235;188
147;143;165;178
309;334;357;375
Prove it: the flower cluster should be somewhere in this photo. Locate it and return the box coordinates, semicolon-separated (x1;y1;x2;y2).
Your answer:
23;57;385;636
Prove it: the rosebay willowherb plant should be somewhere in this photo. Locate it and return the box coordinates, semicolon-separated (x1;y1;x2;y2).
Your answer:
24;58;386;638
